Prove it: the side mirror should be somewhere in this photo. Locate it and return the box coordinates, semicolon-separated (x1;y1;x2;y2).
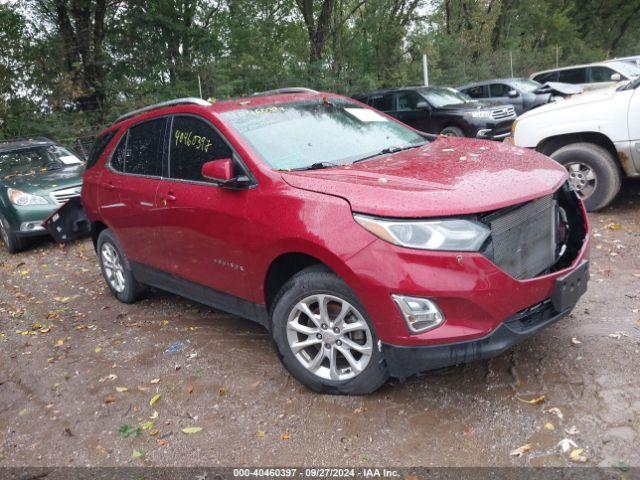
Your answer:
508;89;519;98
202;158;234;183
416;101;430;109
610;73;622;82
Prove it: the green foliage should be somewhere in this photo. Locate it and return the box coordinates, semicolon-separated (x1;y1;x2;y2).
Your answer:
1;0;639;143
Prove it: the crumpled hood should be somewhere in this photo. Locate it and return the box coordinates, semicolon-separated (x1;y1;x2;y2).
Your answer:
281;137;568;217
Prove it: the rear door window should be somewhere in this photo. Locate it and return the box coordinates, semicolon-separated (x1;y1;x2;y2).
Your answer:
125;118;165;176
110;133;127;172
169;115;233;182
369;94;394;112
558;68;587;84
463;85;486;98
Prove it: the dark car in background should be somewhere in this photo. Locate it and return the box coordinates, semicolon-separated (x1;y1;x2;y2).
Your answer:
352;86;516;140
458;77;582;115
0;138;84;253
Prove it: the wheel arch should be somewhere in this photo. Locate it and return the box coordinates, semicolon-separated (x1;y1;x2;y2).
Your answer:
90;220;108;250
537;132;621;169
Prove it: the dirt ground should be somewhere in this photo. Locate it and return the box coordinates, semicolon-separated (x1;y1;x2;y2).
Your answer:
0;180;639;469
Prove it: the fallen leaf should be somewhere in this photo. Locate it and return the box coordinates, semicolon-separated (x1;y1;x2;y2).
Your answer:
55;339;64;347
149;394;161;406
608;331;629;339
558;438;578;453
150;378;160;384
571;337;581;345
545;422;555;431
38;327;50;334
565;426;579;435
353;406;368;414
131;450;142;459
54;297;70;303
115;387;128;393
181;427;202;434
31;322;43;330
517;395;546;405
219;387;227;396
141;421;154;430
157;439;167;446
510;444;532;457
613;461;630;472
570;448;587;463
605;223;621;230
104;395;116;404
546;407;564;420
150;410;159;420
281;430;291;440
149;429;159;436
95;347;102;353
257;430;266;438
186;385;194;394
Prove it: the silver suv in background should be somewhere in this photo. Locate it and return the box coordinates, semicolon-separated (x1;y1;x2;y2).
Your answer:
530;61;640;91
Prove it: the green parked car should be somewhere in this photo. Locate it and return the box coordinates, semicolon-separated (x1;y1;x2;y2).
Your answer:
0;138;84;253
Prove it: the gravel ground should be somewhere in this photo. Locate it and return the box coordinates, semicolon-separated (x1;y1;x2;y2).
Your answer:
0;180;638;469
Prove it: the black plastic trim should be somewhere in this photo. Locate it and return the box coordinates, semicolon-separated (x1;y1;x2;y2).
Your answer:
382;302;576;380
130;262;269;328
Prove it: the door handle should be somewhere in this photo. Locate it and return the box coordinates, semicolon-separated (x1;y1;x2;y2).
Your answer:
165;193;177;202
106;182;115;191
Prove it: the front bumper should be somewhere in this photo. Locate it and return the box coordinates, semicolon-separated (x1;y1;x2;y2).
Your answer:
382;298;574;379
468;117;515;141
2;203;60;237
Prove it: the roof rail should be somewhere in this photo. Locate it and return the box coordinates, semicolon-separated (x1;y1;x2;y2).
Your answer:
0;136;53;144
114;97;211;124
252;87;319;97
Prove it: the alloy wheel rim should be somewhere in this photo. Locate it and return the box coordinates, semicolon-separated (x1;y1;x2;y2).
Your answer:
286;294;373;381
101;243;126;293
566;162;596;199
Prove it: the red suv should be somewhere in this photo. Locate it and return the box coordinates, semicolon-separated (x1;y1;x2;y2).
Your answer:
82;88;589;394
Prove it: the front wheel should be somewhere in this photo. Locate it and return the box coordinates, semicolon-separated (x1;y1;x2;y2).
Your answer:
440;126;464;137
0;214;26;254
270;267;389;394
551;142;622;211
97;229;145;303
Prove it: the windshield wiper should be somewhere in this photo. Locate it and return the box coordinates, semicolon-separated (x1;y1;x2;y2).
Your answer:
352;142;427;164
287;161;342;171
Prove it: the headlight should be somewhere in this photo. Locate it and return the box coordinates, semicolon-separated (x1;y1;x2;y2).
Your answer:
8;188;49;206
464;110;492;119
354;214;490;251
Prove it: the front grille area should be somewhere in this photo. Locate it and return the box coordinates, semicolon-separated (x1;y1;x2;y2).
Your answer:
491;106;516;120
484;194;558;280
50;185;82;205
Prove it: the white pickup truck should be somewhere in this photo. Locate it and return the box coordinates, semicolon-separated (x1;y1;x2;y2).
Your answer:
513;77;640;210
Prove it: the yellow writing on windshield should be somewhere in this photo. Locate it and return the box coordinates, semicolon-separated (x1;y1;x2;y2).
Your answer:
175;129;212;153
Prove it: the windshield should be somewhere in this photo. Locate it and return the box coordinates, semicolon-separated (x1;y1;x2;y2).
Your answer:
607;61;640;78
220;99;426;170
511;78;542;92
418;87;470;108
0;145;83;180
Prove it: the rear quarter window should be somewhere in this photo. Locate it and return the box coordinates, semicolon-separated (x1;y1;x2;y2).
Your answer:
86;131;116;169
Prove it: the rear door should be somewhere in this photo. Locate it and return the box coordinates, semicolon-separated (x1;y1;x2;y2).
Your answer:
557;67;590;90
97;117;167;269
156;114;253;299
627;85;640;171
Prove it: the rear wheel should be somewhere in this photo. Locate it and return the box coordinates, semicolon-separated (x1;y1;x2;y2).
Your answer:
551;142;621;211
97;229;145;303
440;126;464;137
0;214;26;254
270;267;389;394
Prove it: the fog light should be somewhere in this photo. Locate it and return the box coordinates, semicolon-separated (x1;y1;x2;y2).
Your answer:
392;295;444;334
19;222;45;232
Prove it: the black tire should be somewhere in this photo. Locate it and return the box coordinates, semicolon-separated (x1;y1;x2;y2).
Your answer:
551;142;622;211
440;126;464;137
96;229;145;303
270;266;389;395
0;214;26;254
